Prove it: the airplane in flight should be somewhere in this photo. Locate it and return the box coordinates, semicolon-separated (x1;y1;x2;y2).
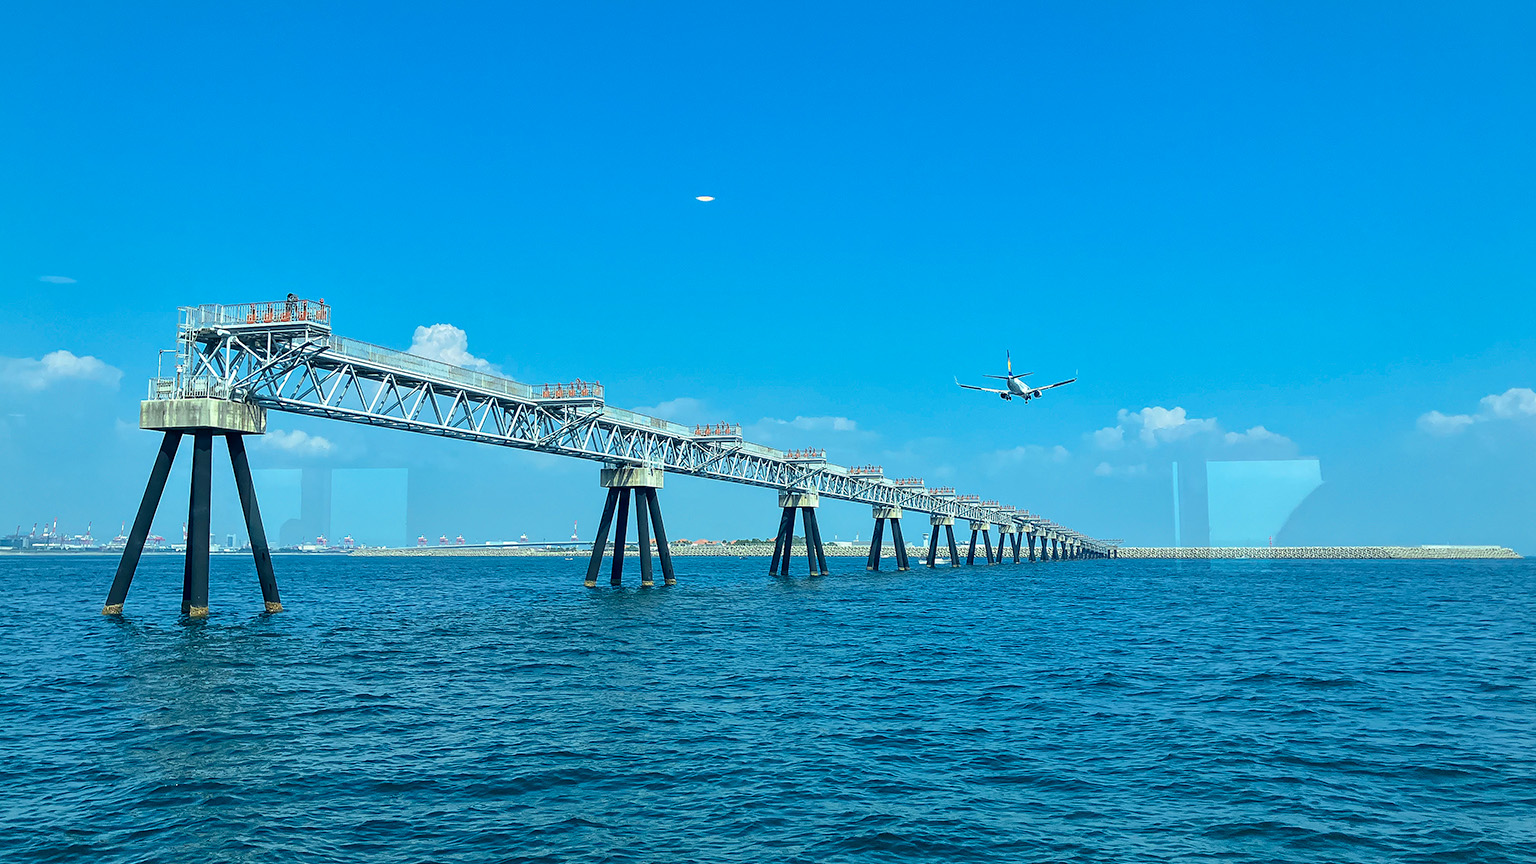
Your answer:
956;352;1077;402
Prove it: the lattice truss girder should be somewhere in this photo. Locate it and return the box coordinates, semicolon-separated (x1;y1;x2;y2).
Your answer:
180;331;1111;551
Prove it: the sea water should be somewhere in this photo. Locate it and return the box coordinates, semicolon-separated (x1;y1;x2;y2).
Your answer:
1;555;1532;863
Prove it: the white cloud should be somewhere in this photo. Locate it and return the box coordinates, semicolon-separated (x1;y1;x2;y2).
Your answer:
753;415;860;434
1127;406;1220;446
746;415;872;451
992;444;1071;465
1087;405;1296;462
1223;425;1292;446
0;350;123;391
793;416;858;432
1417;387;1536;436
1091;425;1125;450
1091;406;1221;449
257;429;334;456
634;397;709;423
408;324;499;374
1478;387;1536;419
39;275;76;284
1094;461;1113;476
1416;410;1475;436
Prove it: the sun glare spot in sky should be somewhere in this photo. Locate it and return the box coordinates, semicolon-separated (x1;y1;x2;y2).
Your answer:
695;196;714;202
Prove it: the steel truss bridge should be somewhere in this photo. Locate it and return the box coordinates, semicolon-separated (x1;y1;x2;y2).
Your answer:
155;300;1114;556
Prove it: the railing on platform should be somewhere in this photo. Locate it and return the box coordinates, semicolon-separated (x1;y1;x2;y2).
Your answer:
539;380;604;401
324;335;538;401
693;423;743;438
184;299;332;329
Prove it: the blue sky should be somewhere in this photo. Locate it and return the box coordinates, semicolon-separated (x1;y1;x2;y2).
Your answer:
3;3;1534;550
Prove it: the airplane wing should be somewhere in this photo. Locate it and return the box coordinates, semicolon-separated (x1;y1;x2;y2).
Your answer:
1034;377;1077;392
956;378;1007;395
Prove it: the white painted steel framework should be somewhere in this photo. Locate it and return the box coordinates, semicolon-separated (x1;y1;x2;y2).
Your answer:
155;301;1113;553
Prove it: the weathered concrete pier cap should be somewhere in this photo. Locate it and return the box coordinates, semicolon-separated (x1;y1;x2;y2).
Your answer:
141;398;266;434
930;514;955;526
600;465;664;488
969;521;994;534
872;504;902;519
779;491;819;508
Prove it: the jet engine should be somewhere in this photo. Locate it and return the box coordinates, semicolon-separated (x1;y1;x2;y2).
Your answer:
1000;392;1012;401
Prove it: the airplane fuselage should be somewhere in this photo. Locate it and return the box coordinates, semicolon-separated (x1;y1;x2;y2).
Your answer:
1003;376;1042;399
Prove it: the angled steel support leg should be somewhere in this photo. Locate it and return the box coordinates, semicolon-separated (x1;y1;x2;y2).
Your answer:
946;525;960;567
1028;533;1037;562
610;488;631;586
926;530;939;568
769;506;794;575
867;518;885;571
803;508;826;576
779;508;795;577
227;434;281;612
182;432;213;617
890;519;909;571
805;508;828;576
636;489;654;587
966;529;978;566
1013;533;1022;563
585;487;621;587
982;530;995;565
644;489;676;585
104;432;182;615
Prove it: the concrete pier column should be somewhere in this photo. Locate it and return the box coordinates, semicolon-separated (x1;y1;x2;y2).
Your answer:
775;492;820;577
966;528;978;565
927;515;953;567
227;434;281;612
980;526;995;565
804;507;828;576
769;506;794;575
1027;532;1037;562
182;432;213;617
103;432;182;615
869;505;902;571
946;524;961;567
1012;531;1022;563
866;517;885;571
593;466;666;587
635;488;654;587
126;397;269;616
890;518;910;571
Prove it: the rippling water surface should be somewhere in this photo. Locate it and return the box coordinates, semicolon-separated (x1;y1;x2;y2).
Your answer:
1;555;1533;862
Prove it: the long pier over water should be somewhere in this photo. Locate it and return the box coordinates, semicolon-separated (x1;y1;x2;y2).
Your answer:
104;299;1113;615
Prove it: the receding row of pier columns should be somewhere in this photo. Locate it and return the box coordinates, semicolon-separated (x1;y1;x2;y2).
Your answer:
107;412;1112;613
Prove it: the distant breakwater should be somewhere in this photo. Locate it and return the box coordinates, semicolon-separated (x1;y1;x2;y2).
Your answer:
1117;546;1519;559
351;544;1521;559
